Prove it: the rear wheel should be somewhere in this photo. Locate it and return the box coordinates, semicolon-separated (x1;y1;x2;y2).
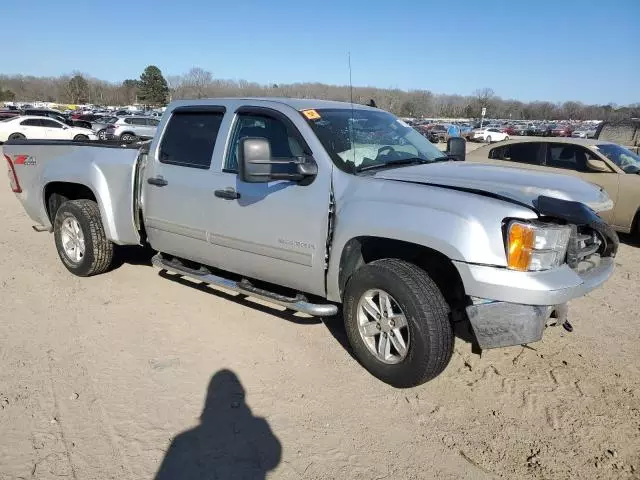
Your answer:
53;199;114;277
120;133;136;143
504;135;510;141
486;135;492;143
343;259;454;388
8;133;25;140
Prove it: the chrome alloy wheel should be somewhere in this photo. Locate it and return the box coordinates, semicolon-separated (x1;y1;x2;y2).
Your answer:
357;289;410;364
60;217;85;263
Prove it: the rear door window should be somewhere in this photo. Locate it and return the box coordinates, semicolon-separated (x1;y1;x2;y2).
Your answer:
20;119;43;127
159;110;224;169
41;119;63;128
488;142;543;165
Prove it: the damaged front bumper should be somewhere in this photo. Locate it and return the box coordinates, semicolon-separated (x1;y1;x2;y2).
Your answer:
460;256;615;349
466;299;568;349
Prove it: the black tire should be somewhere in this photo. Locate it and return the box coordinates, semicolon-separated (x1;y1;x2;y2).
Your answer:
53;199;114;277
97;129;107;140
486;135;492;143
120;133;136;143
8;133;25;140
73;134;89;141
343;259;453;388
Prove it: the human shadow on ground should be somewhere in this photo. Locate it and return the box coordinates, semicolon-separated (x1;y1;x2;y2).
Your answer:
154;369;281;480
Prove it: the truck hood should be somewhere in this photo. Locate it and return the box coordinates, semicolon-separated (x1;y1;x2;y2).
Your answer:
373;162;613;213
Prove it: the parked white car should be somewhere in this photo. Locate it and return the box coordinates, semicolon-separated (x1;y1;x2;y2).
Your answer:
0;116;97;142
571;128;597;139
472;127;509;143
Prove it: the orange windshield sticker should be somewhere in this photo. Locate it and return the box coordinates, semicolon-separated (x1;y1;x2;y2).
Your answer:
302;109;321;120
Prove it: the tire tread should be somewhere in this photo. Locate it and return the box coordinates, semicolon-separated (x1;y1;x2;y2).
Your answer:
344;258;454;387
54;199;113;276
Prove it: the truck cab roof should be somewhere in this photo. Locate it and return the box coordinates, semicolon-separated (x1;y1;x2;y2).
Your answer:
166;97;379;112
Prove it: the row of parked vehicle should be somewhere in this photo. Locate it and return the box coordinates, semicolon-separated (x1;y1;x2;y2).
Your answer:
0;107;160;143
408;118;600;145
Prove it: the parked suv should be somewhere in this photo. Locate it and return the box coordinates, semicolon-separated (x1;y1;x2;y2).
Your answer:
105;116;159;142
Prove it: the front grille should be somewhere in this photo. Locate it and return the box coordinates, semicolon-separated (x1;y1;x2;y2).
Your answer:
566;225;601;272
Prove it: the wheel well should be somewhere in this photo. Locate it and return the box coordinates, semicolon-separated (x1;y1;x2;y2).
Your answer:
120;131;135;137
338;237;465;307
44;182;96;221
632;208;640;237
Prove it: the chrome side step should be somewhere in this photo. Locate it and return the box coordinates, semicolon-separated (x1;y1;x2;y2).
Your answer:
151;254;338;317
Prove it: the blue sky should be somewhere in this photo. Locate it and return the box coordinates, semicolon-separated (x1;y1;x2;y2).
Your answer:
3;0;638;105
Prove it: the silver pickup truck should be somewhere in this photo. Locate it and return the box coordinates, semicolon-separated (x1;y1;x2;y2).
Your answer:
3;98;618;387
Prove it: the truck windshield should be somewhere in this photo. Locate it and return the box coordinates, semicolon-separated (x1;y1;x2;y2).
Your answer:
304;108;446;173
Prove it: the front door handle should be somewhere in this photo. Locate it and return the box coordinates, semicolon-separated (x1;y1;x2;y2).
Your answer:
214;188;241;200
147;176;168;187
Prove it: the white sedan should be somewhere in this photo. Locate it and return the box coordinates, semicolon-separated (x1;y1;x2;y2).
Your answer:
472;127;509;143
0;116;98;142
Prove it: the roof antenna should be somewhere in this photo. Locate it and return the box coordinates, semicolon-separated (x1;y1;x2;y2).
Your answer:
348;52;356;173
348;52;354;106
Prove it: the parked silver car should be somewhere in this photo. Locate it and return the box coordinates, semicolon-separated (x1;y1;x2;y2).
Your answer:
90;116;118;140
105;116;159;142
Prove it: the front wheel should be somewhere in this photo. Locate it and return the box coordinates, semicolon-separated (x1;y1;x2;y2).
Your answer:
504;135;510;141
120;133;136;143
73;134;89;141
8;133;26;140
343;259;453;388
486;135;492;143
97;129;107;140
53;199;114;277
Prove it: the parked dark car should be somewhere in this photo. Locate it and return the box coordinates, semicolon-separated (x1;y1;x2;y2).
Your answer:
75;114;107;123
0;110;20;120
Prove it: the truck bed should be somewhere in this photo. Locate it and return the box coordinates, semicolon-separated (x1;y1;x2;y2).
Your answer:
3;139;146;245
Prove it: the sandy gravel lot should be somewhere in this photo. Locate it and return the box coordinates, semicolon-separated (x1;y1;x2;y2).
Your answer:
0;164;639;479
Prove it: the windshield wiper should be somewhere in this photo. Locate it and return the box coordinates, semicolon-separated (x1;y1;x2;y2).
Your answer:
357;157;435;173
430;155;455;162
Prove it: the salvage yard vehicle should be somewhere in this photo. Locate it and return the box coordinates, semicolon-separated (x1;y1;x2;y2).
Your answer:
105;116;159;142
0;115;97;141
467;137;640;235
4;98;618;387
471;127;509;143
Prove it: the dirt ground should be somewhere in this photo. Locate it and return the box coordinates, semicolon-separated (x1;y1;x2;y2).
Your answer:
1;170;639;479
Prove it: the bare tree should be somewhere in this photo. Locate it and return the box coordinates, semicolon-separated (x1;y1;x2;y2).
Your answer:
472;87;495;116
182;68;213;99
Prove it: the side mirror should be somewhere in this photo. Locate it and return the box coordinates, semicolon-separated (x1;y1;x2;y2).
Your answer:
238;137;318;184
446;137;466;161
587;158;610;172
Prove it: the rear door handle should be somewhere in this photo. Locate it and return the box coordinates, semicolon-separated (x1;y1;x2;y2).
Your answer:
214;188;241;200
147;176;168;187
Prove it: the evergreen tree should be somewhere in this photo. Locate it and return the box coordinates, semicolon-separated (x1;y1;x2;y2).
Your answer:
137;66;169;106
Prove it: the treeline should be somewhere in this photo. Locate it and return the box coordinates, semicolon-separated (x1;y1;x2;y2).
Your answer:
1;66;638;121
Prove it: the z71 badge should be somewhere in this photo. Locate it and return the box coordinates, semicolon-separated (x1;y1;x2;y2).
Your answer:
11;155;37;166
